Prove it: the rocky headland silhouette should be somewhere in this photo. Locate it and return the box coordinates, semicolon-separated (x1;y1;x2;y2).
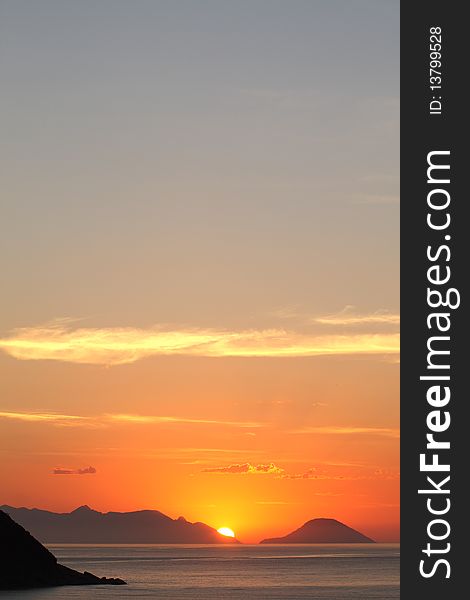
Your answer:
0;509;126;590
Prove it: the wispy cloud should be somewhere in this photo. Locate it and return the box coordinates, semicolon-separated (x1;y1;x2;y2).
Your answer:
0;410;264;430
202;462;284;475
280;468;358;480
313;307;399;326
0;320;399;365
282;468;318;480
167;447;263;455
290;426;399;438
255;501;297;505
270;306;399;328
108;414;263;428
0;410;398;442
53;466;96;475
0;410;88;425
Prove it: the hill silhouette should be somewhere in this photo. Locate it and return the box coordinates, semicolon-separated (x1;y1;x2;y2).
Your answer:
1;505;239;544
260;518;374;544
0;510;125;589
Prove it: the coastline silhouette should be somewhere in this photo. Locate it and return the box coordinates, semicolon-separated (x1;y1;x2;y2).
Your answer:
2;505;373;545
1;505;240;544
0;509;126;590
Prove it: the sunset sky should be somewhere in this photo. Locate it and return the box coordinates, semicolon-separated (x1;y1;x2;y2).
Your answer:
0;1;399;543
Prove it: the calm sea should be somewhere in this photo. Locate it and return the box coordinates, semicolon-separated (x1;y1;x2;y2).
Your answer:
1;544;399;599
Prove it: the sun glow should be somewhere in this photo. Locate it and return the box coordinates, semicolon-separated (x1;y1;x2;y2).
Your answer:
217;527;235;538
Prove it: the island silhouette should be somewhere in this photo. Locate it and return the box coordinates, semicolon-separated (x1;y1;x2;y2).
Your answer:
2;505;374;545
260;518;374;544
1;505;239;544
0;510;125;589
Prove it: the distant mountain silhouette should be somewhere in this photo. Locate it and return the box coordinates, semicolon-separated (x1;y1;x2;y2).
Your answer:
1;505;239;544
0;510;125;589
260;518;374;544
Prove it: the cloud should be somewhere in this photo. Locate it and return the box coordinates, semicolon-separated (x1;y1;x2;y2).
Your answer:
201;462;398;481
167;447;263;454
53;466;96;475
280;468;358;481
255;501;297;505
108;414;263;428
313;308;400;326
282;468;318;480
0;411;88;425
290;426;399;438
281;464;399;481
0;410;398;446
0;410;264;430
268;305;302;320
202;462;284;475
0;320;399;365
373;468;400;480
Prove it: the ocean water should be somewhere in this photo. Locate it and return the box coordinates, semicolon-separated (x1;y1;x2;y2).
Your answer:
1;544;399;599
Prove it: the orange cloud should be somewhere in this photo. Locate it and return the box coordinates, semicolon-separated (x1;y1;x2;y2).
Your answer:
282;468;318;480
108;414;263;428
0;410;88;425
202;462;284;475
313;308;400;326
201;463;399;481
280;468;361;481
53;466;96;475
290;426;399;438
0;410;264;430
0;320;399;365
255;501;296;505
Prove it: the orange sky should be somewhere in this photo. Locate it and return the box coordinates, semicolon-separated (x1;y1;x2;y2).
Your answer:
0;1;399;544
0;348;399;543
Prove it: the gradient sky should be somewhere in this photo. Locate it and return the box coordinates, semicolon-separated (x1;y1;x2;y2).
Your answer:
0;0;399;543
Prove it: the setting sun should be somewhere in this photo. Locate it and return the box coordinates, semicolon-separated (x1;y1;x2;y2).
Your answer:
217;527;235;538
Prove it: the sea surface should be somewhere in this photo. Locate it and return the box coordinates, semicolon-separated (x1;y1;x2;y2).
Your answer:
1;544;399;599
